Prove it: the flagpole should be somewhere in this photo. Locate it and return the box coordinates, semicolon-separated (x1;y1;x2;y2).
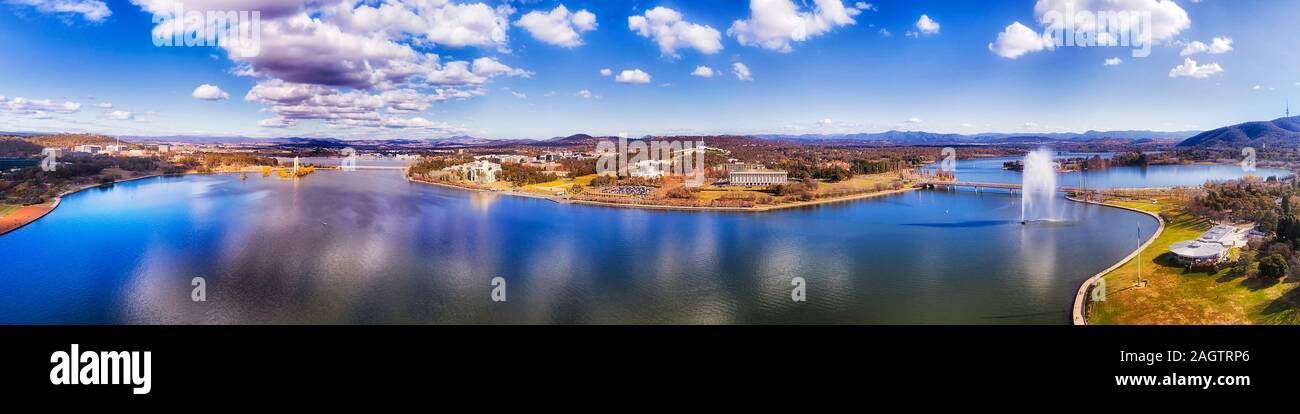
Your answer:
1136;221;1144;287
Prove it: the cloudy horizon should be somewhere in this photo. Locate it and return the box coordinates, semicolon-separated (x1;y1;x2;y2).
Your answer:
1;0;1296;140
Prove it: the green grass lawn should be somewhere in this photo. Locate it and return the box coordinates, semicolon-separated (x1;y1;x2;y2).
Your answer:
571;174;597;187
1088;197;1300;325
518;175;603;195
0;204;19;218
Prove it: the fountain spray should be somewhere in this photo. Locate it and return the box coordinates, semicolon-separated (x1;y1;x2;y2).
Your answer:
1021;148;1059;224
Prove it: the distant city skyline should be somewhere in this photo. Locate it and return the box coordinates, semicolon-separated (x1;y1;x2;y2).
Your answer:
1;0;1297;139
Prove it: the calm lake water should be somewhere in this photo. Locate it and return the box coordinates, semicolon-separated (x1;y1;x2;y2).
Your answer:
939;154;1291;188
0;170;1160;324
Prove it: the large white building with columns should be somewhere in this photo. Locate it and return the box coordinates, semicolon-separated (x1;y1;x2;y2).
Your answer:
446;160;502;183
729;170;788;186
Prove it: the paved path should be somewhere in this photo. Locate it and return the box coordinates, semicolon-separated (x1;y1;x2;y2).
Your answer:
1069;197;1166;325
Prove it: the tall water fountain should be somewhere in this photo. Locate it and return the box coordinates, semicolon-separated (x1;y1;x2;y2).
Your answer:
1021;148;1059;224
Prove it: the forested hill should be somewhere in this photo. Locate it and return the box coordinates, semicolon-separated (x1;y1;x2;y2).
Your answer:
0;137;43;157
1178;116;1300;148
23;133;122;148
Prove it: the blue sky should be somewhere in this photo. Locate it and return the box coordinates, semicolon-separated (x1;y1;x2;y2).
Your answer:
0;0;1297;140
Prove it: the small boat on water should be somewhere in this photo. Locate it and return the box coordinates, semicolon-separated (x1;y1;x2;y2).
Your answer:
239;173;248;180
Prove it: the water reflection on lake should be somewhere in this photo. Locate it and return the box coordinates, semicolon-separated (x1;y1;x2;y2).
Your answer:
936;154;1290;188
0;171;1158;324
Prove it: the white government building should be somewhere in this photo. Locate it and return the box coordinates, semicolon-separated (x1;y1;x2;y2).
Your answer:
74;145;103;154
630;159;672;179
445;160;502;183
729;170;788;186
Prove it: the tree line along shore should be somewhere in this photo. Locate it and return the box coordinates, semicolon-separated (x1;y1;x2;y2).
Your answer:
9;132;1300;325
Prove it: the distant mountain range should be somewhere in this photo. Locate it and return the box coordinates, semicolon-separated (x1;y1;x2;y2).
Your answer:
121;135;275;144
4;128;1203;148
1177;116;1300;148
115;134;535;148
419;136;538;147
758;129;1199;144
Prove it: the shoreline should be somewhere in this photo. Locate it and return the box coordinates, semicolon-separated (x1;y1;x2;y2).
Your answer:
407;176;919;212
408;173;1174;322
0;169;280;237
0;170;1188;325
0;173;170;237
1067;195;1166;326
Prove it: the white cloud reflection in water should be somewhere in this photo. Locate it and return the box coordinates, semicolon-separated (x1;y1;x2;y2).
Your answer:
5;171;1157;324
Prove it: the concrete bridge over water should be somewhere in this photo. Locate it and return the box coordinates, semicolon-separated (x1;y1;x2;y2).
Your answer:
318;165;410;171
919;180;1090;194
919;180;1173;195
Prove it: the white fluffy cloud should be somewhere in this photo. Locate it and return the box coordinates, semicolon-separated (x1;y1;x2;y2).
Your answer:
379;89;435;112
599;68;612;76
615;69;652;84
1168;57;1223;78
629;7;723;57
732;62;753;81
242;79;328;104
990;0;1191;59
727;0;860;52
988;22;1051;59
914;15;940;35
1104;57;1123;66
245;80;384;124
1180;37;1233;56
1035;0;1189;41
571;8;596;29
243;78;483;128
128;0;528;133
691;66;715;78
0;96;81;117
8;0;110;22
130;0;312;19
94;102;114;109
258;117;297;128
470;57;531;78
381;116;446;129
322;0;511;49
574;89;595;98
222;14;419;89
191;84;230;100
513;4;596;48
108;110;134;121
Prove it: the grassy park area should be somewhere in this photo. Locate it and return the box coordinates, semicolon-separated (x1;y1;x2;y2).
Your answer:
519;174;598;195
0;204;18;218
440;166;914;210
1088;196;1300;325
816;173;899;193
